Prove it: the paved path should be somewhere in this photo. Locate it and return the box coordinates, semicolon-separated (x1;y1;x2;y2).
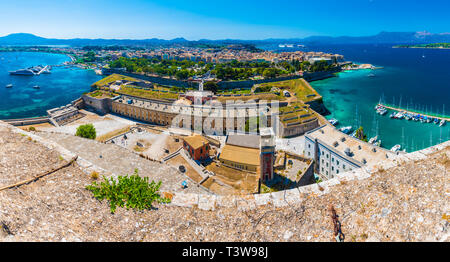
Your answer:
37;132;208;194
276;135;306;155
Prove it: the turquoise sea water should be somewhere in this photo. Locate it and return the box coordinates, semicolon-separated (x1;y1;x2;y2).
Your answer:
0;52;102;119
305;45;450;152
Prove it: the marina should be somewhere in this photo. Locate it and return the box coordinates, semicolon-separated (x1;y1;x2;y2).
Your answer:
377;103;449;122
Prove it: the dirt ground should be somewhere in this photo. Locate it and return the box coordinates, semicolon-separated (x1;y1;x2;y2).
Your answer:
205;162;259;194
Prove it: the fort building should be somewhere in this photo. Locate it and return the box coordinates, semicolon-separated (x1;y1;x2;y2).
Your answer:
304;125;395;180
183;135;210;161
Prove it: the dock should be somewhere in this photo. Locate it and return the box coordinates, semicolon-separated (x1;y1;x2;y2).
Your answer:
378;103;449;121
36;65;50;75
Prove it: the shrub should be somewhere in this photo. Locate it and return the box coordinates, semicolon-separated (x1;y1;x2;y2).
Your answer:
90;171;99;180
75;124;96;139
28;126;36;131
86;169;170;213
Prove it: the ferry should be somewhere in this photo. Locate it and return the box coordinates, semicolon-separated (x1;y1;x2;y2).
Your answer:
391;144;401;152
5;84;13;88
329;118;339;126
339;126;352;134
439;120;446;127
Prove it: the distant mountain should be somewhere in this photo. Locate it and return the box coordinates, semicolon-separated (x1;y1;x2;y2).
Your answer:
1;31;450;47
299;31;450;45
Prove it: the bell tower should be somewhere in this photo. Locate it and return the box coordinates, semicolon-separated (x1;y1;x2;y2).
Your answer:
259;128;275;181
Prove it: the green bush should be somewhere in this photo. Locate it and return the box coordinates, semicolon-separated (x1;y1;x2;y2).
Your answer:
86;169;170;213
75;124;96;139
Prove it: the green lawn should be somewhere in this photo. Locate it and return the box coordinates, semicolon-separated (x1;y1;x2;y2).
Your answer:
257;78;322;103
118;86;179;101
92;74;140;88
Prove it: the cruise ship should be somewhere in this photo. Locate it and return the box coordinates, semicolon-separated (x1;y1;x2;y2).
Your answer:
9;68;35;76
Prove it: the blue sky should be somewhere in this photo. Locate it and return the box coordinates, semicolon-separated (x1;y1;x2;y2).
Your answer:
0;0;449;40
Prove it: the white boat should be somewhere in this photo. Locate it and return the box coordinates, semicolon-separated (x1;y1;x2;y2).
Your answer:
374;140;382;147
329;118;339;126
439;120;446;127
339;126;352;134
369;136;378;144
5;84;13;88
391;144;401;152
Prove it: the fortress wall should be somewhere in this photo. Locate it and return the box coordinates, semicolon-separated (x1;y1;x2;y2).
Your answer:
81;95;112;115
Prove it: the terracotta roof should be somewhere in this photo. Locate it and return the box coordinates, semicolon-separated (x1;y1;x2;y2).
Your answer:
183;135;209;150
220;144;260;166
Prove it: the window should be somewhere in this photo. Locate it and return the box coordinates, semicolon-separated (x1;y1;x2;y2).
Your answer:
336;169;339;174
332;166;334;171
326;154;329;159
343;164;346;170
308;144;311;148
337;160;340;165
332;157;334;162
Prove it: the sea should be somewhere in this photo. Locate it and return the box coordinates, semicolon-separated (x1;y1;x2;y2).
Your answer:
263;43;450;152
0;51;102;119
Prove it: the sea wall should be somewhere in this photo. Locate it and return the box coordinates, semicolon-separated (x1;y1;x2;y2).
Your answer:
217;75;302;89
303;68;341;82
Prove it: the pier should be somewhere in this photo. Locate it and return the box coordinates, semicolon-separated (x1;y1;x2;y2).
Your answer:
36;65;50;75
378;103;450;121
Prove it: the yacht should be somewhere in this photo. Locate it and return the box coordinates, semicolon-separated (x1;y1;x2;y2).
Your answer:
33;85;40;89
391;144;401;152
5;84;13;88
439;120;446;127
9;69;35;76
369;136;378;144
339;126;352;134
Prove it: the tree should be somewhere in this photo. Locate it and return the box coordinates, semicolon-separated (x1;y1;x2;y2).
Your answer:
175;69;189;80
75;124;96;139
203;81;219;93
355;126;368;142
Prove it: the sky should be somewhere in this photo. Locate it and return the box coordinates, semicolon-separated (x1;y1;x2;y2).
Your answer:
0;0;449;40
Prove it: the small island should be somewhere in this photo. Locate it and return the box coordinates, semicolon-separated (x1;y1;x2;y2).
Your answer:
393;43;450;49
